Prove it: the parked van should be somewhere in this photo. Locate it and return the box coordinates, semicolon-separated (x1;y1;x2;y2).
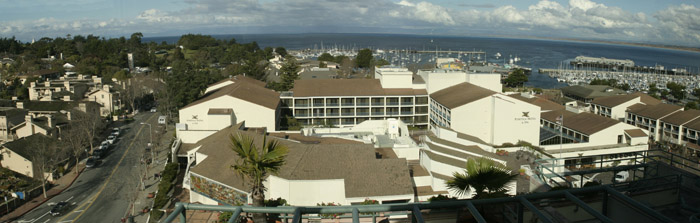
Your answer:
158;115;166;124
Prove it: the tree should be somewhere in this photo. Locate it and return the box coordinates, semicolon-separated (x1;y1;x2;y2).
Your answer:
278;57;300;91
318;61;327;68
317;53;334;62
355;48;373;69
338;57;354;78
503;69;528;88
61;118;89;174
446;157;517;199
72;110;104;153
241;58;269;81
274;47;288;58
686;101;698;110
375;58;390;67
229;133;288;223
648;83;660;98
666;82;686;100
27;135;64;198
693;88;700;97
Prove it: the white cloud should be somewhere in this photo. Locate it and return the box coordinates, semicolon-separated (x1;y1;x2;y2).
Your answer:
0;0;698;46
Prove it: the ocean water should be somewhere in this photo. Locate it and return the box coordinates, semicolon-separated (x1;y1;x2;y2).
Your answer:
143;33;700;89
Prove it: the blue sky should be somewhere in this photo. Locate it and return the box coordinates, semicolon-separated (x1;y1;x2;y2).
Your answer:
1;0;699;46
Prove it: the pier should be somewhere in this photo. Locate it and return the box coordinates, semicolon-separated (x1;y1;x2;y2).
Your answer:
539;68;700;91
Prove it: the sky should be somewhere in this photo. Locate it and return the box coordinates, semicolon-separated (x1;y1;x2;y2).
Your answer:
1;0;699;46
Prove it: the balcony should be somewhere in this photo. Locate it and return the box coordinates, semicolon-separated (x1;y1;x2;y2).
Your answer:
326;103;339;107
356;102;369;106
386;102;399;106
356;112;369;116
341;103;355;107
295;104;309;108
401;111;413;115
401;102;413;106
386;112;399;116
341;112;354;116
341;121;354;125
295;113;310;117
313;103;325;107
686;134;698;140
326;113;339;117
371;112;384;116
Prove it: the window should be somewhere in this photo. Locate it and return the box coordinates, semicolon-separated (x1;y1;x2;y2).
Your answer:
101;95;104;99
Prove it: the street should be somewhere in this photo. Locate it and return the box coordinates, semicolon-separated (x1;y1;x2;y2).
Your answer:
17;112;158;223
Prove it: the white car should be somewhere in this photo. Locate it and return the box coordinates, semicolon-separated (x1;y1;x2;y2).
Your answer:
614;171;629;183
100;141;109;150
150;107;157;113
106;135;116;144
111;131;119;137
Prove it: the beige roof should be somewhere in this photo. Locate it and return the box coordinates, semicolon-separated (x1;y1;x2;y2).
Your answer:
685;118;700;132
591;94;639;107
508;94;564;111
590;92;661;108
624;129;648;138
628;103;682;119
292;79;426;97
183;78;280;110
660;109;700;126
189;125;414;199
430;82;496;109
541;110;620;135
209;75;266;88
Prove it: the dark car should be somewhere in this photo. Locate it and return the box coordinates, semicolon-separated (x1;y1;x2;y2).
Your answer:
86;157;97;168
50;201;69;216
93;149;104;159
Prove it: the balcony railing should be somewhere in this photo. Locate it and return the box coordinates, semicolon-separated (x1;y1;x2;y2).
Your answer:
386;102;399;106
326;103;339;107
371;112;384;116
356;112;369;116
401;102;413;106
341;113;354;116
371;102;384;106
342;121;355;125
686;134;698;140
295;113;310;117
401;111;413;115
327;113;339;117
296;104;310;108
386;112;399;116
356;102;369;106
342;103;355;107
313;103;325;107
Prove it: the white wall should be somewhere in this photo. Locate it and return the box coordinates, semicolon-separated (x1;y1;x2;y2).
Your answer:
589;122;641;147
0;148;34;178
15;123;48;139
451;98;493;144
377;69;413;89
419;70;468;94
266;175;348;206
176;130;217;144
610;98;640;120
490;95;541;146
179;95;277;132
466;73;502;93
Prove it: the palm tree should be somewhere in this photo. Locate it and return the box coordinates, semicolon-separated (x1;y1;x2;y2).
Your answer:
230;133;288;223
446;157;517;199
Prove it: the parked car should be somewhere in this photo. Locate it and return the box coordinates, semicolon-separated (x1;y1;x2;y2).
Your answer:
100;141;109;150
86;157;97;168
111;128;120;137
106;135;116;144
614;171;629;183
150;107;157;113
50;201;69;216
93;149;104;159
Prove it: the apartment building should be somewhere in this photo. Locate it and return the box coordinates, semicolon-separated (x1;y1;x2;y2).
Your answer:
625;103;682;141
281;68;429;127
589;92;660;121
658;109;700;145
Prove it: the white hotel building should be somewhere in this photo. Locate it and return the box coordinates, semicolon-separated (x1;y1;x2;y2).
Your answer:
280;68;430;127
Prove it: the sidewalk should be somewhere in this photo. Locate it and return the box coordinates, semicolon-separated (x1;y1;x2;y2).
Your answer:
126;118;175;223
0;165;85;223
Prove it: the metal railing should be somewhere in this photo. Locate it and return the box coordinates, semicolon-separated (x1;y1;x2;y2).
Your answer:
164;184;677;223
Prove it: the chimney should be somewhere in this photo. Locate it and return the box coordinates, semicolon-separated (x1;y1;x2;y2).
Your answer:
16;102;23;109
79;103;87;112
30;82;36;87
25;115;32;124
44;81;50;87
64;81;70;90
63;95;71;101
103;85;110;92
47;115;54;128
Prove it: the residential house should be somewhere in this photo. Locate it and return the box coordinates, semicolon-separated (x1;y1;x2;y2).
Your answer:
86;85;119;117
0;134;59;180
589;92;660;121
0;107;28;142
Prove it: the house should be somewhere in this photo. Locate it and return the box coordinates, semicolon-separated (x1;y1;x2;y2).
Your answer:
177;75;281;143
430;82;541;146
0;134;59;180
508;93;565;113
85;85;119;117
11;115;59;139
589;92;660;121
658;109;700;145
17;101;101;121
185;124;414;206
625;103;682;141
0;107;28;142
16;70;62;84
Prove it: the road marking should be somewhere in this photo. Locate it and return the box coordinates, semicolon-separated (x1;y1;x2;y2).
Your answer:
41;219;50;223
56;114;156;223
73;210;83;213
65;196;73;202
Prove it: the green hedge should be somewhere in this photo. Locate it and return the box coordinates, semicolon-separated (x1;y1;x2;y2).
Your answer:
150;163;179;220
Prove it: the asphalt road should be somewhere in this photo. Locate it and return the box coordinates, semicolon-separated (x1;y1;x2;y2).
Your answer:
17;112;157;223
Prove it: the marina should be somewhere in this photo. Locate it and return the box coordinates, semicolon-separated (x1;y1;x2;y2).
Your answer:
540;68;700;91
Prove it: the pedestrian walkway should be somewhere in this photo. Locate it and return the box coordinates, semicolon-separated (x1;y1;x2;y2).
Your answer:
0;165;85;223
126;118;177;223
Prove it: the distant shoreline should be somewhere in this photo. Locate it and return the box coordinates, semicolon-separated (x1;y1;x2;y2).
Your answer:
539;37;700;53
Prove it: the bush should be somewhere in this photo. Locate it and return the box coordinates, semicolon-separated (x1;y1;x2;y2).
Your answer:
428;194;455;202
316;202;343;218
150;163;180;220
